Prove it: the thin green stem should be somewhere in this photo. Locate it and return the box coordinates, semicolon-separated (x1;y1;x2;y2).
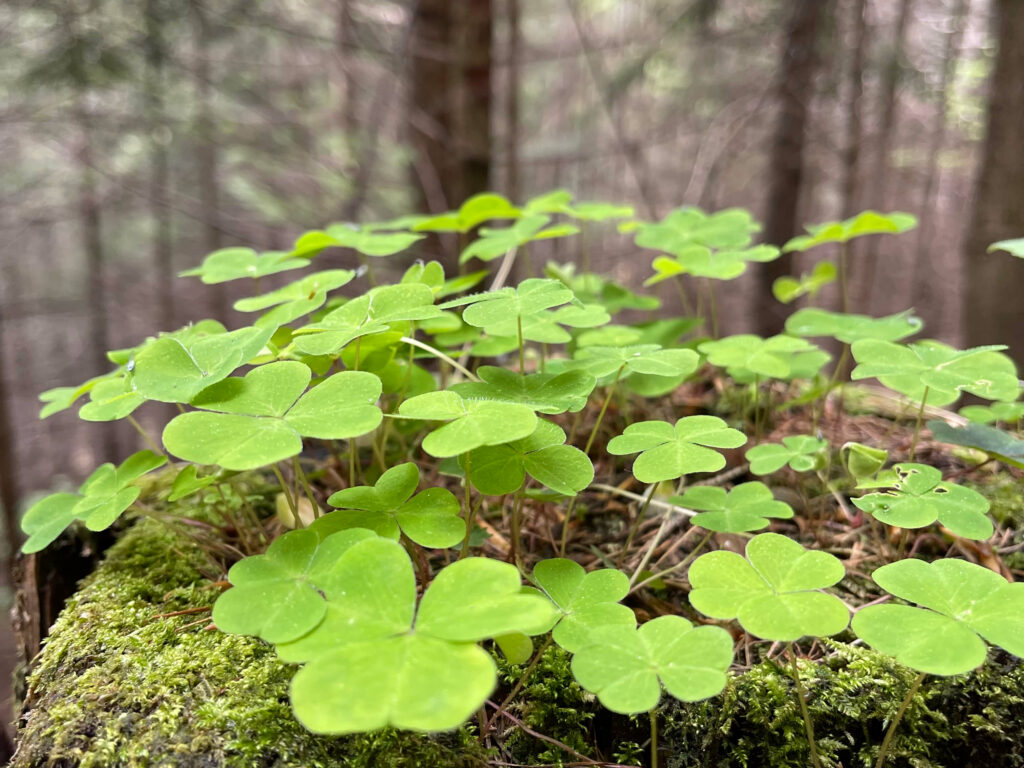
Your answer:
510;488;525;567
293;456;319;519
672;276;694;317
517;316;525;375
649;709;659;768
584;366;625;455
348;438;358;488
489;246;519;292
618;483;658;569
127;415;165;457
628;510;674;589
874;672;926;768
838;241;850;314
706;278;719;339
400;336;479;381
459;453;475;559
910;387;929;460
558;495;579;557
787;645;822;768
272;464;302;529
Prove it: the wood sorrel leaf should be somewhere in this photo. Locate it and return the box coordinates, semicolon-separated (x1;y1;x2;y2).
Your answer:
413;193;521;233
850;339;1019;406
572;344;699;381
162;364;382;470
987;238;1024;258
698;334;825;381
688;532;849;641
20;493;83;554
785;308;923;344
851;463;993;540
852;558;1024;675
322;223;424;256
958;401;1024;425
459;215;578;264
451;366;596;414
78;376;145;422
783;210;916;252
286;542;554;734
462;420;594;496
293;284;441;356
179;247;308;283
607;416;746;483
645;244;779;284
632;207;759;252
131;324;275;404
672;482;794;533
532;558;635;653
772;260;836;304
460;278;575;333
167;464;217;502
322;462;464;548
745;435;828;475
570;615;733;714
397;390;537;458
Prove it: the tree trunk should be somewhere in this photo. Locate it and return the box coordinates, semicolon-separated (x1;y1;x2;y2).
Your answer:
145;0;175;332
840;0;867;220
0;307;21;566
459;0;493;201
964;0;1024;362
757;0;827;334
504;0;520;203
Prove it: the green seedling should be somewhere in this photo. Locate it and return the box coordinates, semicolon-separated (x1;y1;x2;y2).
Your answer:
461;420;593;497
293;283;442;356
783;211;917;253
396;390;537;457
688;532;849;641
414;193;521;233
450;366;596;414
645;243;780;284
320;462;464;548
21;450;167;553
853;558;1024;676
570;614;733;713
179;246;308;283
672;482;794;533
608;416;746;483
698;334;828;382
284;538;555;733
850;339;1019;407
532;558;635;653
459;215;578;264
292;223;423;258
852;463;992;540
957;401;1024;426
162;362;383;470
746;435;828;475
772;260;836;304
785;308;922;344
213;527;377;643
927;419;1024;469
840;442;889;481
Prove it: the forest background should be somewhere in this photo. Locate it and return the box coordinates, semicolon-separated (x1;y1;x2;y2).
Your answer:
2;0;1024;745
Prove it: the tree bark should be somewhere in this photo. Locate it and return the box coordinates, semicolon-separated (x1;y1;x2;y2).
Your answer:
964;0;1024;362
504;0;520;203
459;0;493;201
840;0;867;220
757;0;827;334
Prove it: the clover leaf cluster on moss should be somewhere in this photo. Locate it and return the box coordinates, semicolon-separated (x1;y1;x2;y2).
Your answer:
22;188;1024;768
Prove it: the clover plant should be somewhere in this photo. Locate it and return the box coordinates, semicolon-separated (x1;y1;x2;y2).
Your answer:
22;190;1024;767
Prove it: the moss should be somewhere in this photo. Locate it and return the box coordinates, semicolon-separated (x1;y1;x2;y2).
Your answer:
13;511;488;768
661;642;1024;768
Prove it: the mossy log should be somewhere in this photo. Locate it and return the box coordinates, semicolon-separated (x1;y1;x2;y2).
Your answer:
12;494;1024;768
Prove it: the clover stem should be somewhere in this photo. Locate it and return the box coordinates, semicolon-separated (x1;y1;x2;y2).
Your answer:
293;457;320;519
618;483;658;569
581;224;591;275
787;644;822;768
357;252;377;286
628;509;675;589
629;529;712;595
649;709;659;768
489;246;519;293
212;483;248;551
584;365;625;456
348;438;358;488
226;477;266;546
706;278;719;339
510;488;525;566
484;635;554;735
399;336;479;381
459;453;475;559
557;496;579;557
271;464;303;529
517;316;525;375
874;671;926;768
672;276;695;317
838;241;851;314
909;387;929;460
127;415;166;458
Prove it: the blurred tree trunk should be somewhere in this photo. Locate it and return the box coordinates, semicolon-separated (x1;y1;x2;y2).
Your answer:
410;0;457;214
911;0;969;310
191;2;227;319
336;0;358;141
840;0;867;220
145;0;175;332
460;0;493;200
757;0;827;334
76;108;110;375
504;0;520;203
858;0;913;308
0;308;21;565
964;0;1024;362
